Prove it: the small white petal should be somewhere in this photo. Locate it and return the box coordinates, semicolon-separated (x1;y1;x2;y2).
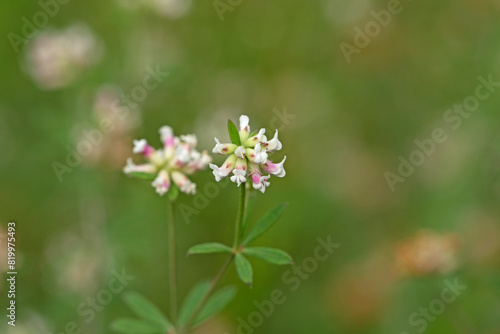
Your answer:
212;137;225;154
133;139;147;154
257;128;266;139
266;130;282;151
209;163;226;182
253;143;268;164
123;158;157;174
180;134;197;147
234;146;246;159
159;126;173;140
239;115;250;130
230;169;247;186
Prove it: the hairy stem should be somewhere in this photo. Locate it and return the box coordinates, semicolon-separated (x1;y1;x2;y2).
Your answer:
167;199;178;323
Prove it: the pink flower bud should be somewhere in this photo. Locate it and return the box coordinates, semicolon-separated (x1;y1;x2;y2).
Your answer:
151;170;171;196
209;154;237;182
171;171;196;194
133;139;155;157
262;156;286;177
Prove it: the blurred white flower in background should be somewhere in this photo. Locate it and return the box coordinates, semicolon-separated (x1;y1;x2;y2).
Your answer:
43;230;108;296
150;0;192;18
322;0;372;27
117;0;192;18
5;311;51;334
77;85;141;170
25;23;103;90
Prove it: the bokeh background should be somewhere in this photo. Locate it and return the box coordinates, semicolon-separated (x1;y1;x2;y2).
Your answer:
1;0;500;333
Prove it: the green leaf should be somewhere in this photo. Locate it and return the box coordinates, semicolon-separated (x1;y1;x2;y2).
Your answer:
195;286;237;326
187;243;233;255
177;280;211;327
168;184;179;201
122;292;171;331
243;247;293;265
235;254;253;287
241;190;257;240
249;130;258;138
227;120;241;145
243;203;288;245
110;319;162;334
127;172;156;180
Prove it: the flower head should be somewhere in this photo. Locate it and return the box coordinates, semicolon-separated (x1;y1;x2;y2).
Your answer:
210;115;286;193
124;126;212;196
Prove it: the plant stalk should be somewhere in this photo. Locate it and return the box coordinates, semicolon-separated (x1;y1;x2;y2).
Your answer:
167;199;178;323
183;186;247;331
233;185;246;249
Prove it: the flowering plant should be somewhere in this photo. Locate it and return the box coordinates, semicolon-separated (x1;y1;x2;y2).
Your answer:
124;126;211;197
210;115;286;192
113;116;291;334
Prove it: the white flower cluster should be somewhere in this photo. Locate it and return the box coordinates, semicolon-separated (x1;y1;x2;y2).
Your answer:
210;115;286;193
124;126;211;195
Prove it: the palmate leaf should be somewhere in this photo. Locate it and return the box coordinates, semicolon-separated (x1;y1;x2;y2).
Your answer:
243;247;293;265
227;119;241;145
122;292;172;331
243;203;288;245
110;318;163;334
235;253;253;287
187;242;233;255
194;286;237;326
177;280;211;327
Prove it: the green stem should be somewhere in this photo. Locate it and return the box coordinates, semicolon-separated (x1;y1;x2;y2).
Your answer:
240;187;252;241
183;186;247;332
233;185;247;249
167;199;177;323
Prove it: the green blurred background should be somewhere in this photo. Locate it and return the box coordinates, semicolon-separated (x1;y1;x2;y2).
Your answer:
1;0;500;333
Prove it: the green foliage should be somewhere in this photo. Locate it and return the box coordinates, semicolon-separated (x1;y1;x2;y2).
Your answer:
227;119;241;145
187;242;233;255
235;253;253;287
244;203;288;245
177;280;211;327
194;285;237;326
243;247;293;265
110;318;164;334
117;292;172;333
